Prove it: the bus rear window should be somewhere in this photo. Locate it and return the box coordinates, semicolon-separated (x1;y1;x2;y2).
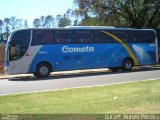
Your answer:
128;31;143;43
144;31;155;43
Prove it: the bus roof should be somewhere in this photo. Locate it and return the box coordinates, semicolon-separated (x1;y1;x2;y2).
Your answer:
65;26;115;29
11;26;156;32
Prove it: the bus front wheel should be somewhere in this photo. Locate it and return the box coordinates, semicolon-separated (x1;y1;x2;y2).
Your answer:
35;63;51;78
121;59;133;71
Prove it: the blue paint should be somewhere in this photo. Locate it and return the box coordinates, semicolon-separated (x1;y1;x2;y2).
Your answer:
28;43;156;73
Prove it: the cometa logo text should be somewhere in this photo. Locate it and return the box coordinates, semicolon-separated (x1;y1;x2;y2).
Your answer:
62;46;95;53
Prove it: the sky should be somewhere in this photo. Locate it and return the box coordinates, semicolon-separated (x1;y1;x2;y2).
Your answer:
0;0;74;27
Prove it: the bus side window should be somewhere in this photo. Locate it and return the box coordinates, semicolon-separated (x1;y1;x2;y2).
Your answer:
75;30;94;43
32;30;53;45
94;31;113;43
112;31;128;43
32;31;43;45
54;31;74;44
42;31;53;44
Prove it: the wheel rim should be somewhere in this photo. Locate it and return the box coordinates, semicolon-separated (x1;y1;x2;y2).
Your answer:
125;61;132;69
39;66;49;76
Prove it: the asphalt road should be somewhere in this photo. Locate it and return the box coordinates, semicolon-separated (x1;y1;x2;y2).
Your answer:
0;67;160;95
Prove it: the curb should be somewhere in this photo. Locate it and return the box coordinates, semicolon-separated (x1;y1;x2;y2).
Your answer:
0;64;160;79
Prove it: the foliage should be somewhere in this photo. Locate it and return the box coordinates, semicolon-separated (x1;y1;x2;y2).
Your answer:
33;11;72;28
33;15;56;28
1;0;160;39
0;17;28;34
73;0;160;34
58;14;72;27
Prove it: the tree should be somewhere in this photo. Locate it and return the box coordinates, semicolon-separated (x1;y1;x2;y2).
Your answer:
73;0;160;29
1;17;29;33
73;0;160;39
33;18;41;27
24;20;28;28
58;14;72;27
40;16;46;27
33;15;56;28
45;15;55;27
4;18;10;33
0;19;3;34
9;16;17;31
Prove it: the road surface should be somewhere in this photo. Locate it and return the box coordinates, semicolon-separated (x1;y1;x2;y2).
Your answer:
0;67;160;95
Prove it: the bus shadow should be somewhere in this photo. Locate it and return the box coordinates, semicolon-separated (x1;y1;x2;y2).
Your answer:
8;66;160;81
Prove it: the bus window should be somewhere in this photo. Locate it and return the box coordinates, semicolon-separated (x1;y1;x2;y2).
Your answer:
32;30;53;46
128;31;143;43
112;31;128;43
75;30;94;43
144;31;155;43
54;30;74;44
94;30;113;43
9;30;30;60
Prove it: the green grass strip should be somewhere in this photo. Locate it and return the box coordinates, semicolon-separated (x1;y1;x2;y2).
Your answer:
0;79;160;114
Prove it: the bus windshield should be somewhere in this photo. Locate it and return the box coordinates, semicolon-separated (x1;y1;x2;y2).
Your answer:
8;30;31;61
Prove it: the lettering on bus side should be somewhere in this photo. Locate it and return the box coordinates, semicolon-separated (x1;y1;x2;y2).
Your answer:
62;46;95;53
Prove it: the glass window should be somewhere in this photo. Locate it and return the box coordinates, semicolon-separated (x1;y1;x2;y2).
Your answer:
75;30;94;43
32;30;53;46
144;31;155;43
112;31;128;43
94;31;113;43
9;30;31;60
54;30;74;44
128;31;143;43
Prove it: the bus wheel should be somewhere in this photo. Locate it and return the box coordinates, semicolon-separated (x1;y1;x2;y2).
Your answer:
36;63;51;78
109;67;120;72
121;59;133;71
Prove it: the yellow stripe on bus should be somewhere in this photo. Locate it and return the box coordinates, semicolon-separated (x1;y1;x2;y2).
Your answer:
101;31;139;65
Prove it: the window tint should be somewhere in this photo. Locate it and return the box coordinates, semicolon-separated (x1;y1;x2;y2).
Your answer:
32;30;53;46
128;31;143;43
9;30;31;60
144;31;155;43
112;31;128;43
54;30;74;44
94;31;113;43
75;31;94;43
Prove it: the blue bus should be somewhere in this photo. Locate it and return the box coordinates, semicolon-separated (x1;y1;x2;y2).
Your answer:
5;26;159;78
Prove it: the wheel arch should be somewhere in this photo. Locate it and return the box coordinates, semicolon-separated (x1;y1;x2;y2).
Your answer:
36;61;53;72
123;57;134;66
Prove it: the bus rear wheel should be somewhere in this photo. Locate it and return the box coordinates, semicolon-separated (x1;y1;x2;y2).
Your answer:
35;63;51;78
121;59;133;71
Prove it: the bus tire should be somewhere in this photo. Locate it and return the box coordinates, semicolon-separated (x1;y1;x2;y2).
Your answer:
109;67;120;72
36;63;51;78
121;58;133;71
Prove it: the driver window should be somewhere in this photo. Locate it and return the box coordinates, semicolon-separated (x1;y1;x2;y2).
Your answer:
9;30;30;60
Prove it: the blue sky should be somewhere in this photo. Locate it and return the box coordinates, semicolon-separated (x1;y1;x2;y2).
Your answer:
0;0;74;27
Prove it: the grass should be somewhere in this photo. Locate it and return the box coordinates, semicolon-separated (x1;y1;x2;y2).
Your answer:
0;80;160;115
